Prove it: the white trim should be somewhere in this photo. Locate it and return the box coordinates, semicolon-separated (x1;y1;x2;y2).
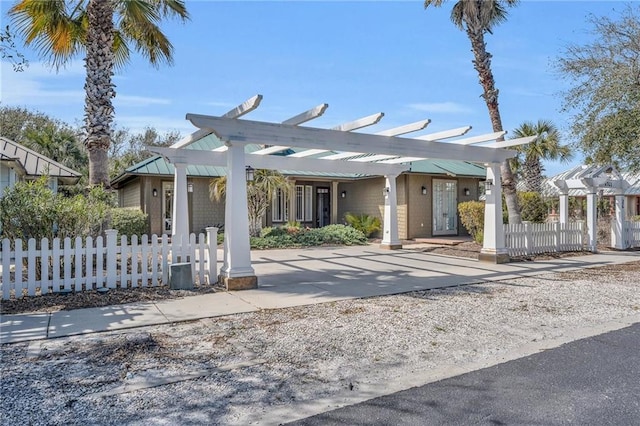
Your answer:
415;126;472;141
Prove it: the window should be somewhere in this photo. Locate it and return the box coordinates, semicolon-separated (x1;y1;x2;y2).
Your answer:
272;188;289;222
295;185;313;222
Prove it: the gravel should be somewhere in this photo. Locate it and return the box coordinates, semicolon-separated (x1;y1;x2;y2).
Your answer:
1;261;639;425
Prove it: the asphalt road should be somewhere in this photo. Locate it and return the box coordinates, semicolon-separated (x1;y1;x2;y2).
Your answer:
288;323;640;425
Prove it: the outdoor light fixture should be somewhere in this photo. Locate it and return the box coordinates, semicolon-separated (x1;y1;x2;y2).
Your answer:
383;187;390;196
421;186;427;195
464;188;470;196
245;166;255;182
152;188;158;197
187;182;194;193
483;179;493;194
341;191;347;198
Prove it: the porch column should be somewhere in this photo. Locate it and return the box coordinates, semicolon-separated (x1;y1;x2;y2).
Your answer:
171;162;189;242
220;142;257;290
331;181;339;224
381;174;401;250
611;194;627;249
480;163;509;263
586;188;598;253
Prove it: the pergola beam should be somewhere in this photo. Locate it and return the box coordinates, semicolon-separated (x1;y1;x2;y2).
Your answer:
376;119;431;137
485;135;537;149
148;146;408;176
282;103;329;126
415;126;472;141
185;114;517;163
331;112;384;132
171;94;263;149
451;131;507;145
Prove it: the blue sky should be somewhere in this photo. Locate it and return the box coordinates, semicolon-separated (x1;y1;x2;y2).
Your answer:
0;0;629;175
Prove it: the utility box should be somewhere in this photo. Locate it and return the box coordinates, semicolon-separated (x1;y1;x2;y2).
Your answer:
169;262;193;290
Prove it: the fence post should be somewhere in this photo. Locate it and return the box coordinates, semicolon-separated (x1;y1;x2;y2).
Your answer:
206;227;218;284
554;222;560;252
525;222;532;255
105;229;118;288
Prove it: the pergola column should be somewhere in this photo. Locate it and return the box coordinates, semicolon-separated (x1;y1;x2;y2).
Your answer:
220;142;257;290
380;174;401;250
480;163;509;263
586;188;598;253
559;191;569;224
171;162;189;243
611;194;627;249
331;181;339;224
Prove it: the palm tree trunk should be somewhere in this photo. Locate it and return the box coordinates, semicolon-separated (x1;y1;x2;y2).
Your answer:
468;28;521;224
84;0;115;187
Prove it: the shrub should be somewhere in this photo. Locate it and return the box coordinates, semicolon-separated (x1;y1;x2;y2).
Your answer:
249;224;367;249
110;208;149;238
518;192;548;223
458;201;485;244
344;212;381;238
0;178;114;241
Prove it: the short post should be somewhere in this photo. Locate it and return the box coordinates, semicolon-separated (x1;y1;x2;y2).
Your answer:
554;222;561;252
611;195;627;249
206;227;218;284
524;222;532;255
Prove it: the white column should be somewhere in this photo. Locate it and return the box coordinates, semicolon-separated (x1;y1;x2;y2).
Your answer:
480;163;509;263
381;174;401;249
220;142;257;289
559;192;569;224
331;181;339;224
586;189;598;253
171;162;189;242
612;195;627;249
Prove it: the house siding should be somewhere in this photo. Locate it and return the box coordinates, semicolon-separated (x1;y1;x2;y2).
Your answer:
189;178;225;233
121;180;141;208
407;174;432;238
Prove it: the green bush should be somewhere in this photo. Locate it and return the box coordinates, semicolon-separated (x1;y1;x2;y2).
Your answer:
0;178;114;241
344;212;381;237
249;224;367;249
458;201;485;244
110;208;149;238
518;192;548;223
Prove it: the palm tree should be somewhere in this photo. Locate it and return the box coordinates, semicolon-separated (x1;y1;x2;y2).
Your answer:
424;0;521;223
9;0;189;187
210;170;293;237
511;120;573;192
23;122;87;171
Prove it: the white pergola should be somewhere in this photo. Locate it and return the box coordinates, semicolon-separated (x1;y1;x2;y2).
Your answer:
150;95;537;289
552;164;628;252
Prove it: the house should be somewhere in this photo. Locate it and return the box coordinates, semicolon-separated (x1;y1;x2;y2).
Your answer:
111;133;485;239
0;137;82;195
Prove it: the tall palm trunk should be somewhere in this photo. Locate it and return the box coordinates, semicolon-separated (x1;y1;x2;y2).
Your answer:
522;156;543;193
84;0;115;187
468;28;521;224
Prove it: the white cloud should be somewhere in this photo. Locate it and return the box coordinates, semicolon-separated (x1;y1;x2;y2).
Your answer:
114;95;171;107
407;102;473;114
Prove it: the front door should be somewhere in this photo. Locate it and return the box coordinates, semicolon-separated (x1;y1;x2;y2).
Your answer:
433;179;458;235
162;182;173;235
316;187;330;227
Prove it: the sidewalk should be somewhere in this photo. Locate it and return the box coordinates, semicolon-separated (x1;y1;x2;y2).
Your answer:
2;246;639;344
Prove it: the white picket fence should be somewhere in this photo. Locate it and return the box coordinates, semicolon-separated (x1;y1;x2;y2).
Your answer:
0;228;218;300
504;222;585;257
624;220;640;248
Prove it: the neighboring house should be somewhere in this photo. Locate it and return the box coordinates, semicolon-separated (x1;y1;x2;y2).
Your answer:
111;134;485;239
0;137;82;196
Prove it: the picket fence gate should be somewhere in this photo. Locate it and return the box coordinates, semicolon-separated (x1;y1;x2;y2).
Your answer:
504;221;585;257
0;228;218;300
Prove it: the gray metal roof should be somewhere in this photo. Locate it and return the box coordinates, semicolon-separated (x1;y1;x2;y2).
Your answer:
0;137;82;184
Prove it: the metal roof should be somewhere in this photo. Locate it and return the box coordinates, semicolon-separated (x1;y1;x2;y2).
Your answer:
0;137;82;184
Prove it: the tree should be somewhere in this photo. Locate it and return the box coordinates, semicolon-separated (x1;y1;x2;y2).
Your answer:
109;126;181;178
209;170;293;237
510;119;573;192
424;0;522;223
556;5;640;171
0;106;60;143
9;0;190;187
0;25;28;71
